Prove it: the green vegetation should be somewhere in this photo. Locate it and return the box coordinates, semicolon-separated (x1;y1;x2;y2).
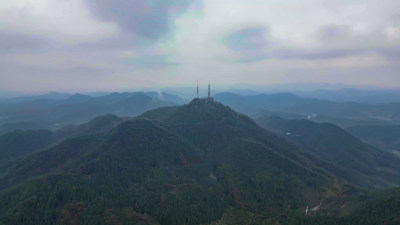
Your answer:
0;114;126;171
256;116;400;188
0;99;399;225
0;130;53;170
347;125;400;152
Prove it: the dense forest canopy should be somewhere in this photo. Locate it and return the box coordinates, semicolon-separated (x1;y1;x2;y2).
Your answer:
0;98;399;225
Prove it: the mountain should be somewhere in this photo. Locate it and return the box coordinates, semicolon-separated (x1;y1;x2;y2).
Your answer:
0;121;46;136
0;98;359;225
292;88;400;104
255;116;400;188
55;114;125;139
338;188;400;225
64;93;92;103
213;92;308;117
347;125;400;155
0;130;53;170
0;92;72;103
144;92;189;105
0;92;186;134
0;114;126;171
214;92;400;127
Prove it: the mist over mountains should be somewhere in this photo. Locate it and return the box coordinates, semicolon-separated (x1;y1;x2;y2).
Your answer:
0;89;400;224
291;88;400;104
214;92;400;127
0;91;188;135
2;88;400;135
2;0;400;223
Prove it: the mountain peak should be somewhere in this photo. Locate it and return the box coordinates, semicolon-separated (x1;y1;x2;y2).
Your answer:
141;98;259;133
67;93;91;101
180;97;240;119
140;97;255;125
189;97;215;105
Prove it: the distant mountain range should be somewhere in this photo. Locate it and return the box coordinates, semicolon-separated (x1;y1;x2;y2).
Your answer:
3;90;400;136
214;92;400;127
292;88;400;104
0;92;72;103
0;92;188;134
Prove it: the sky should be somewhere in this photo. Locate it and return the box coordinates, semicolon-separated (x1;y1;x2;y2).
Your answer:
0;0;400;93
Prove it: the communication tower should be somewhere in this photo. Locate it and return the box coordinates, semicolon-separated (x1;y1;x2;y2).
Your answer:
197;80;199;98
208;82;211;99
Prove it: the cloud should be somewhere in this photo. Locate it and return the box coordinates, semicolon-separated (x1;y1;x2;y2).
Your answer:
226;27;269;51
317;25;352;42
220;24;396;63
0;0;118;43
1;0;400;92
84;0;201;39
123;54;179;68
0;31;45;53
224;27;270;62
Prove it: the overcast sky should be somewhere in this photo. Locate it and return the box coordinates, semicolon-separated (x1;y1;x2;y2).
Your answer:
0;0;400;92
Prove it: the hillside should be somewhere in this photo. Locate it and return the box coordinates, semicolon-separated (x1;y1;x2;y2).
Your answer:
256;116;400;188
0;98;359;225
0;114;126;171
347;125;400;154
0;130;53;170
300;187;400;225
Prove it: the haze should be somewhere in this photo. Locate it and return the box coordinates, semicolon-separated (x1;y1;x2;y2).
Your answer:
1;0;400;93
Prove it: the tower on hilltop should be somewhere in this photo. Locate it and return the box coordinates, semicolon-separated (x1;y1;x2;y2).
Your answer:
197;80;199;98
208;82;211;99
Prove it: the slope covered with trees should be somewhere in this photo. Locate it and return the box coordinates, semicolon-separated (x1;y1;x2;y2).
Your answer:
256;116;400;188
0;130;53;170
0;99;399;225
347;125;400;154
0;99;357;225
0;114;126;171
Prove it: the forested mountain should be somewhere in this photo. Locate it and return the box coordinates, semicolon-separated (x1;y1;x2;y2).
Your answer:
0;99;399;225
0;122;47;136
0;98;359;225
55;114;125;139
0;92;187;135
0;114;127;171
0;130;53;171
214;92;400;127
347;125;400;155
2;0;399;224
256;116;400;188
338;187;400;225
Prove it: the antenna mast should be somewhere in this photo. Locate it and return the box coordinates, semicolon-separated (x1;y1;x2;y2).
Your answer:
208;82;211;99
197;80;199;98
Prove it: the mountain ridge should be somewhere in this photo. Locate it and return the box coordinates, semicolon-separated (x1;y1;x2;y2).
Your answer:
0;98;359;224
256;115;400;188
